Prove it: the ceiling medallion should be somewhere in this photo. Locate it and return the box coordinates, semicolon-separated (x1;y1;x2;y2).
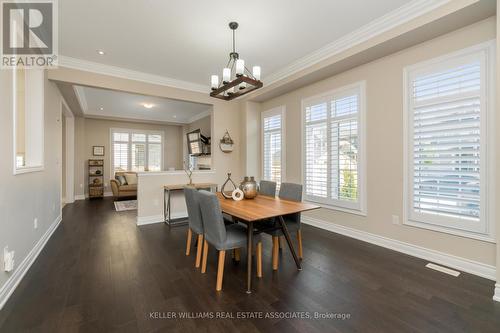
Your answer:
210;22;263;101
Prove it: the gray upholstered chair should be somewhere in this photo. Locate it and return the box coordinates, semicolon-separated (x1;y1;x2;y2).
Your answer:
197;190;263;291
259;180;277;197
263;182;303;270
184;187;205;268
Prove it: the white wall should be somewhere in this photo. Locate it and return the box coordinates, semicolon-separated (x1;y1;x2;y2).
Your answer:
0;70;66;308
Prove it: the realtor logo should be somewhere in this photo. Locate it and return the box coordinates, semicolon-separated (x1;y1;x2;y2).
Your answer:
1;0;58;68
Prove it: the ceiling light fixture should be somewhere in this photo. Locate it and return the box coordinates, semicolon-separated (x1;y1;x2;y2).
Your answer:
210;22;262;101
143;103;154;109
99;107;104;110
97;50;105;55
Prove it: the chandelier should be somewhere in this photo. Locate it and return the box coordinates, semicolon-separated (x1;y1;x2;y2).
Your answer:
210;22;263;101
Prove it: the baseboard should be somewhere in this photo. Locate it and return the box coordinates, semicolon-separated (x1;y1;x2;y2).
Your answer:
137;211;187;226
74;194;85;200
75;192;113;200
494;283;500;302
137;214;164;226
0;213;62;310
301;216;496;281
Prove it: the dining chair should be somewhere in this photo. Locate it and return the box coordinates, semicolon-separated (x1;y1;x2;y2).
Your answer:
259;180;277;197
184;187;205;268
197;190;263;291
263;182;303;270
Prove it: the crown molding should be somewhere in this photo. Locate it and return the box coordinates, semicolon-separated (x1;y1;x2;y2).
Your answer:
263;0;452;86
188;109;211;124
73;85;88;112
58;56;208;93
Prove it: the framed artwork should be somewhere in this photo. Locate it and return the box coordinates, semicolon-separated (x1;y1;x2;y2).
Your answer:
93;146;105;156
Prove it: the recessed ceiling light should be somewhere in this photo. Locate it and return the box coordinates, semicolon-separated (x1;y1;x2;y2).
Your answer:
97;50;105;55
143;103;154;109
173;115;177;118
99;107;104;111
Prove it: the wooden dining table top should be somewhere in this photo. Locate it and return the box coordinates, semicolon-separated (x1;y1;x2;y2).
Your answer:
216;192;320;222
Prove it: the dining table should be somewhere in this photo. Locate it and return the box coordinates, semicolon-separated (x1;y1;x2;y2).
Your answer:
216;192;320;293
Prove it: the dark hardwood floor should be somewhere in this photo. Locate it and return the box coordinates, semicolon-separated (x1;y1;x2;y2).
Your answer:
0;198;499;332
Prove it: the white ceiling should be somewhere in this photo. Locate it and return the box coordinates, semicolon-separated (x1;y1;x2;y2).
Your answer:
75;86;211;124
60;0;413;87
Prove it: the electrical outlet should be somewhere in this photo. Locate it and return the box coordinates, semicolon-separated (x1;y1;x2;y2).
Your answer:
3;247;15;272
392;215;400;225
34;218;38;229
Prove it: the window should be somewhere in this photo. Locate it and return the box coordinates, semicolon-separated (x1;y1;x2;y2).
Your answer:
404;42;494;239
262;107;285;188
111;129;164;174
13;68;44;174
302;82;366;213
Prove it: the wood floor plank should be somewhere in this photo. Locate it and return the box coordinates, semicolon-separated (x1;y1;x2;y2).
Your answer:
0;198;499;333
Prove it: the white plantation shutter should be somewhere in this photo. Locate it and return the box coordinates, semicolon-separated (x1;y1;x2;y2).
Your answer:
405;43;493;236
262;108;284;187
148;134;162;171
113;132;129;172
303;83;364;211
111;129;163;174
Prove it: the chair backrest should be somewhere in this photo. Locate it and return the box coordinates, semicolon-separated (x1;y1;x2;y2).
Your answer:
279;183;303;224
197;190;226;246
259;180;277;197
184;187;203;234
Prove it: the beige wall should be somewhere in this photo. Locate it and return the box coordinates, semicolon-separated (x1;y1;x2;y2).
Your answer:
260;18;497;266
0;71;66;304
496;1;500;293
74;118;183;196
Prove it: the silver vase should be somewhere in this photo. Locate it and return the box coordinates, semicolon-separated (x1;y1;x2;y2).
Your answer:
240;176;258;199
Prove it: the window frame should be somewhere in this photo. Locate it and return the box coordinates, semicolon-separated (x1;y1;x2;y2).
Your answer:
403;41;495;242
301;81;367;215
110;128;165;175
13;68;45;175
261;106;286;187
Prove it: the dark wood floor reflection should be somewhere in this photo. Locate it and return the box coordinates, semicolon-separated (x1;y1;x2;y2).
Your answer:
0;198;499;332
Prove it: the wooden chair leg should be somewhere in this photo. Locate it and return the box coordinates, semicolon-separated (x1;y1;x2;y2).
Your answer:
195;234;203;268
297;230;303;259
185;228;192;256
279;236;283;250
234;248;241;262
272;236;279;270
201;239;209;273
216;250;226;291
256;242;262;278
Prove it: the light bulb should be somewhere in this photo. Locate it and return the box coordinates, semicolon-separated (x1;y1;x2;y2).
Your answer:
227;86;235;94
239;82;246;90
223;68;231;83
252;66;261;80
236;59;245;76
211;75;219;89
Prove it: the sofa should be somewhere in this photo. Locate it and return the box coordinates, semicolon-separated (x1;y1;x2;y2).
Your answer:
110;171;138;200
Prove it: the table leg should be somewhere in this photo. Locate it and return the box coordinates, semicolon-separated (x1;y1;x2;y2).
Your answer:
278;216;302;270
246;222;254;294
163;188;167;223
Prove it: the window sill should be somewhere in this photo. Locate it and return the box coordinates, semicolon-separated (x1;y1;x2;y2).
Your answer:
403;219;496;244
304;200;367;217
13;165;44;175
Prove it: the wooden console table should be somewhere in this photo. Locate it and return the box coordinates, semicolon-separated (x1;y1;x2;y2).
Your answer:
163;183;218;226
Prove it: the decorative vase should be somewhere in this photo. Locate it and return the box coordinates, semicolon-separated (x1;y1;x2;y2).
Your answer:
240;176;258;199
221;172;237;199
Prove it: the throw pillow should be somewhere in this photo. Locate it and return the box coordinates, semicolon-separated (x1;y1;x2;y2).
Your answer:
124;173;137;185
115;175;127;186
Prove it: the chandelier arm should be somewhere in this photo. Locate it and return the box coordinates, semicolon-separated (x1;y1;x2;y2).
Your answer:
243;65;257;80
